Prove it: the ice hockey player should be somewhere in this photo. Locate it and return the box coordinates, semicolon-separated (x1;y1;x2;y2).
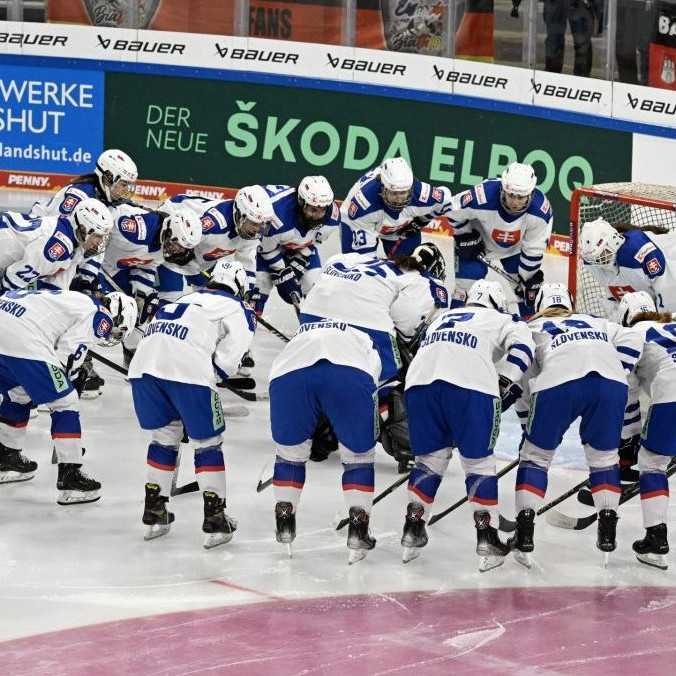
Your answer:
340;157;452;257
510;283;643;566
128;260;256;549
270;243;448;563
580;217;676;315
156;185;275;303
0;199;112;292
101;203;202;365
616;291;676;569
0;289;137;503
255;177;340;314
402;280;534;570
445;162;553;315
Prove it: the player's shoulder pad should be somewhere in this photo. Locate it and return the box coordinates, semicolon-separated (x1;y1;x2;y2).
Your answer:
423;275;449;308
526;188;552;222
458;179;501;210
616;229;658;271
59;185;92;215
346;175;381;218
116;211;154;244
43;218;76;262
201;204;230;235
92;308;113;340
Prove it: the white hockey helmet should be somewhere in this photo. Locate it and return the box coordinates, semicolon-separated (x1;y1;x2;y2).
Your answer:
500;162;537;214
466;280;507;312
208;259;247;297
98;292;138;346
161;209;202;265
95;149;138;203
297;176;334;229
534;282;573;314
234;185;275;240
73;197;113;257
580;218;625;266
411;242;446;281
380;157;414;210
617;290;656;326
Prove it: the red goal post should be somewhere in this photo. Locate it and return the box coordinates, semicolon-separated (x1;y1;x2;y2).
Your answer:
568;183;676;317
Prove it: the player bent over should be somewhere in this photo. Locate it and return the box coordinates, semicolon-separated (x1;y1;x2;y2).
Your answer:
403;281;534;570
269;321;381;563
0;289;136;503
511;283;643;566
617;291;676;569
128;260;256;549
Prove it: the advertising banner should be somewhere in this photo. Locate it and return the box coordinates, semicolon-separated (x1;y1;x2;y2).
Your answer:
105;71;633;234
0;64;104;174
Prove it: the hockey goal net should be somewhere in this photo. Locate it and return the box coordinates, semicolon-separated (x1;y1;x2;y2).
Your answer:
569;183;676;318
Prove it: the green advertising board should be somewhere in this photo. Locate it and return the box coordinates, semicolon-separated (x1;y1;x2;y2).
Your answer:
105;72;633;234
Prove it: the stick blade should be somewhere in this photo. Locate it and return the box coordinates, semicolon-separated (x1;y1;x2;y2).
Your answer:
171;480;199;497
546;509;597;531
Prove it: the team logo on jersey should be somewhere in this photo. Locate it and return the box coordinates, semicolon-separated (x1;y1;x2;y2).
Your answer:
201;214;217;233
93;314;112;339
348;201;359;218
119;217;137;233
61;195;80;214
491;229;521;247
432;187;443;203
460;191;473;207
47;242;66;261
203;247;236;261
646;256;663;276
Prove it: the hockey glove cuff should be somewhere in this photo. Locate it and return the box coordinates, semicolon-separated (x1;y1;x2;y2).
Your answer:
499;375;523;412
454;230;485;261
517;269;544;308
272;267;302;306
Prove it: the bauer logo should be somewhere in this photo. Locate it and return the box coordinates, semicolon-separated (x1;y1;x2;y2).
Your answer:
326;53;406;76
530;78;602;103
96;34;185;55
432;65;508;89
626;92;676;116
214;44;299;65
0;32;68;47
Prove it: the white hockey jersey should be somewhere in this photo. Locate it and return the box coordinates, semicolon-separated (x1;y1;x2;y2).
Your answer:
301;253;447;338
583;229;676;315
160;195;259;284
128;288;256;388
631;318;676;405
270;320;381;383
0;212;85;291
528;313;643;393
0;289;112;366
406;306;535;397
446;179;553;281
340;168;452;244
259;185;341;271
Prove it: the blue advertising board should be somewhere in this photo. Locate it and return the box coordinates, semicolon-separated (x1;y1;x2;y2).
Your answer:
0;64;104;174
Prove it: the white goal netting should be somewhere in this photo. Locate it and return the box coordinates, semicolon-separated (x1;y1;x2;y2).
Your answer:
569;183;676;317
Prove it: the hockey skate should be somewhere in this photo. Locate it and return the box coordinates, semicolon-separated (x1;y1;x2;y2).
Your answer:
142;483;174;540
633;524;669;570
597;509;619;567
0;443;37;483
275;501;296;558
347;507;376;565
237;351;255;377
474;510;510;572
202;491;237;549
57;463;101;504
507;509;535;569
401;502;428;563
80;370;105;400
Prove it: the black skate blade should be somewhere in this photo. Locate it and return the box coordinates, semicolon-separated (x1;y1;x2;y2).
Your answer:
636;552;668;570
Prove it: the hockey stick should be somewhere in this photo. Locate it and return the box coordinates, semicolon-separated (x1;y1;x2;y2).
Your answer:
256;458;275;493
88;350;263;403
257;314;292;343
547;460;676;531
426;458;519;527
477;255;519;288
335;472;411;531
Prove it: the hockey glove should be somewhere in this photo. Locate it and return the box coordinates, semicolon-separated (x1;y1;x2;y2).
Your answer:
454;231;485;260
499;375;523;412
288;254;311;280
137;292;160;325
272;267;302;306
516;269;544;308
619;434;640;482
244;286;261;304
310;417;338;462
70;274;99;296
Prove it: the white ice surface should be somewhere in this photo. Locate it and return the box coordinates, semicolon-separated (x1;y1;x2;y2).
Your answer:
0;211;673;643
